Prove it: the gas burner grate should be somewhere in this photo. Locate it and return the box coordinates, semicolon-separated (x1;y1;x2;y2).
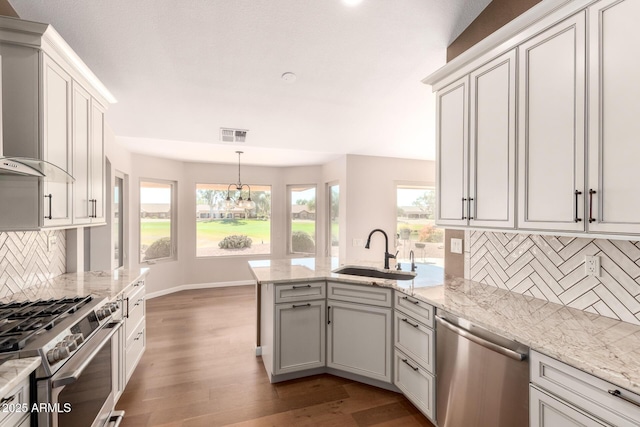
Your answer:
0;296;93;352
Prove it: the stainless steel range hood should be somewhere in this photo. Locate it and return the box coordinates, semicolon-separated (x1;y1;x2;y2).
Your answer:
0;157;75;182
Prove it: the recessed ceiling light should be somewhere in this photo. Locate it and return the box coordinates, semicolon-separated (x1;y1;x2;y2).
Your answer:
281;72;297;83
343;0;364;6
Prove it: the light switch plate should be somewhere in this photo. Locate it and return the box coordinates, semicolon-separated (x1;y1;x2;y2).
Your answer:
353;238;364;247
47;235;57;252
451;238;463;254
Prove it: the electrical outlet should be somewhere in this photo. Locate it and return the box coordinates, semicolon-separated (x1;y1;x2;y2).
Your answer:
451;238;463;254
585;255;601;277
353;238;364;247
47;235;57;252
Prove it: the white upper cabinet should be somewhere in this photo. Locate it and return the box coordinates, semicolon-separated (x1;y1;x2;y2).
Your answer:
587;0;640;235
0;17;113;231
517;13;586;232
469;49;516;228
436;50;516;229
436;76;469;227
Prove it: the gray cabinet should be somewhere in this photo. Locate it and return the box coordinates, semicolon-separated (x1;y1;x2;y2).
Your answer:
327;283;393;383
260;281;327;381
274;300;325;375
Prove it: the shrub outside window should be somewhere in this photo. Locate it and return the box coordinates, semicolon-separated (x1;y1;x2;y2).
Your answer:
140;179;176;262
196;183;271;257
288;185;316;255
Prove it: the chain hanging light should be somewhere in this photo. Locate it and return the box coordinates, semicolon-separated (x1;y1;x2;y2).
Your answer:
225;151;256;210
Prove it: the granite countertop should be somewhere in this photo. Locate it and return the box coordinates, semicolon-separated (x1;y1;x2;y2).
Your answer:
4;268;150;303
249;257;640;396
0;357;40;398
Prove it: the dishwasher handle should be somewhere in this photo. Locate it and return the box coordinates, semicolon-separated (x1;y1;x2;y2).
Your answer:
436;315;527;361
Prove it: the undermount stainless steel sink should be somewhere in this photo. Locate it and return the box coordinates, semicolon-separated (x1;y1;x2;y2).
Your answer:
332;266;416;281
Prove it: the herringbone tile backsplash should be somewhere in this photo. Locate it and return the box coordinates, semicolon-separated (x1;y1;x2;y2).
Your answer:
467;231;640;325
0;231;66;299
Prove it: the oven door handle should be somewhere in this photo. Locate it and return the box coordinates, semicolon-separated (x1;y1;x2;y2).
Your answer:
51;320;123;388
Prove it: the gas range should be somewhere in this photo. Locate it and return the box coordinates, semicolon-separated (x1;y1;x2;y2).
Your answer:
0;295;120;378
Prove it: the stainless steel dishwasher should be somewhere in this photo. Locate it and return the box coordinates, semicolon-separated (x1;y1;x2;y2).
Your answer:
436;310;530;427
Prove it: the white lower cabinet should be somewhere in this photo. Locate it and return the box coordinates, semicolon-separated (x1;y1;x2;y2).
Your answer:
0;375;31;427
530;351;640;427
531;386;607;427
394;349;435;421
393;299;436;423
274;300;326;374
326;299;392;383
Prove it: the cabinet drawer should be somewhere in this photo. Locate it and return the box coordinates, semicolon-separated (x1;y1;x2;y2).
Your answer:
394;310;434;374
530;385;608;427
126;320;145;382
125;286;145;341
124;279;145;299
327;282;392;307
531;351;640;427
275;281;325;303
0;375;29;427
394;292;433;328
394;349;435;421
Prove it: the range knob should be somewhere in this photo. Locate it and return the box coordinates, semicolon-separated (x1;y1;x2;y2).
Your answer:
71;333;84;345
46;344;71;364
96;308;111;320
62;336;78;351
109;302;119;313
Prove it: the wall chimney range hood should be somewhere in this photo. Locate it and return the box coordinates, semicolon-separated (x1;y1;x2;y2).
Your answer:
0;157;75;182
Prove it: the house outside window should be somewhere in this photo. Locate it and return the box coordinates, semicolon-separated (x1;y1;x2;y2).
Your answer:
140;179;177;262
196;183;271;257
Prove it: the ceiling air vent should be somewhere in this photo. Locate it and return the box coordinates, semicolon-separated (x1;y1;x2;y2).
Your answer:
220;128;248;143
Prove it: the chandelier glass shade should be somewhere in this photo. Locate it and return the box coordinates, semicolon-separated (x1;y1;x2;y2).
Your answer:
225;151;256;210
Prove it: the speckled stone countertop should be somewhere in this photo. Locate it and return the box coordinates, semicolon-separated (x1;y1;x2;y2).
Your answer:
249;258;640;396
4;268;150;303
0;357;40;398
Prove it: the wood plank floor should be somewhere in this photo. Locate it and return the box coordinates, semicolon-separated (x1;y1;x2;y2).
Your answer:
116;286;435;427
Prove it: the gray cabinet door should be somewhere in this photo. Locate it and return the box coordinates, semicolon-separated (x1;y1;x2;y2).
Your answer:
72;81;92;224
327;299;392;383
274;300;326;375
530;386;608;427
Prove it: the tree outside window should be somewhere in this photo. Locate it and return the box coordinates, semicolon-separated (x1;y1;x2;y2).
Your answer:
196;183;271;257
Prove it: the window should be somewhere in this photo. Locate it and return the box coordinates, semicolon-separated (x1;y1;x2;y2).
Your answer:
288;185;316;255
140;180;176;262
328;183;339;257
113;174;124;268
195;183;271;257
396;185;443;264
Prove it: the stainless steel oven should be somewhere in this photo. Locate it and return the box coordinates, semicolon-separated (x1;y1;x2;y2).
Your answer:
37;320;124;427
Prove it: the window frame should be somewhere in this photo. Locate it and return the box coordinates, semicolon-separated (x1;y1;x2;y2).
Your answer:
139;178;178;264
326;181;340;258
287;184;318;256
195;182;273;258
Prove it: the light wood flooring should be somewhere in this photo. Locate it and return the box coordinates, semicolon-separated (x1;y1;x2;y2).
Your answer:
116;286;435;427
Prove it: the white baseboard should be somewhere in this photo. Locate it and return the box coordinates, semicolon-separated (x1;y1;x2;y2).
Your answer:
146;280;256;299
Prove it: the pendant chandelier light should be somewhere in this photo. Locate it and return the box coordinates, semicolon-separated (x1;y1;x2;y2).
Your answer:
225;151;256;210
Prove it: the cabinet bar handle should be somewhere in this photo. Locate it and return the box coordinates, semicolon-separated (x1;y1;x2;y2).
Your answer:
589;189;597;223
292;285;311;289
0;394;15;405
44;194;53;220
402;296;420;305
401;318;419;328
608;389;640;408
574;190;582;222
402;358;419;372
327;306;331;324
125;297;130;318
462;198;467;220
292;303;311;308
468;197;474;220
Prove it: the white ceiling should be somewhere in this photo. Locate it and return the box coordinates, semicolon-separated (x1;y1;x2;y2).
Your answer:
9;0;490;166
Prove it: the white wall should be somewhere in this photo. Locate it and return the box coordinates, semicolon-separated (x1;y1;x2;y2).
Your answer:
103;133;435;295
344;155;436;265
